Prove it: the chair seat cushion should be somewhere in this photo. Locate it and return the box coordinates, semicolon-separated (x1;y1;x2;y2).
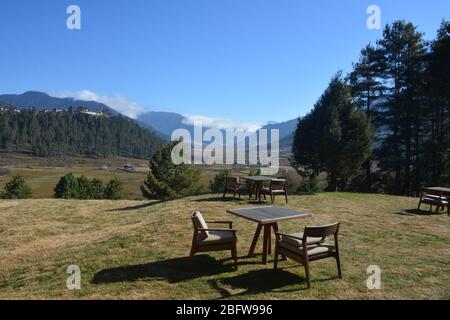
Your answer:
281;232;324;246
278;241;335;256
422;197;448;205
260;188;285;194
192;211;209;237
198;230;235;245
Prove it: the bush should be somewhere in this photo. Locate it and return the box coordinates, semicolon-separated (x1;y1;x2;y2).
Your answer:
141;142;200;200
297;175;323;194
104;178;123;200
0;175;32;199
53;173;80;199
54;174;123;200
209;169;231;193
90;178;105;199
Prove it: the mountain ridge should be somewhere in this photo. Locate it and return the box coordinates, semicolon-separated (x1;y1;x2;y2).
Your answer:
0;91;297;148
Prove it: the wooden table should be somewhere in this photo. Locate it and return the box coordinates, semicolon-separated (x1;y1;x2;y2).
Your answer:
241;176;273;202
424;187;450;197
227;206;309;264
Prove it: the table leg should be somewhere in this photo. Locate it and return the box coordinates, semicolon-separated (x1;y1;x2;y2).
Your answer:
262;225;270;264
257;181;263;203
272;223;286;260
248;224;262;258
267;224;272;255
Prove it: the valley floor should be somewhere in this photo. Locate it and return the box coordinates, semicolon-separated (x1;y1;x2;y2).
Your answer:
0;193;449;299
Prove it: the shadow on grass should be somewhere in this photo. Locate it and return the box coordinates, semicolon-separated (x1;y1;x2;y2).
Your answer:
395;208;447;216
207;269;308;299
92;255;234;284
193;196;238;203
106;201;164;212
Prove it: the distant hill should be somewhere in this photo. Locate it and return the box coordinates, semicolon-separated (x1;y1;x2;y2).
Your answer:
259;118;298;141
0;91;300;156
138;110;298;145
0;107;163;159
137;111;193;139
0;91;117;114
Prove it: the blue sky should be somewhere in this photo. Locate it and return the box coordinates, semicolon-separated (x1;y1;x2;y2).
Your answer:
1;0;449;128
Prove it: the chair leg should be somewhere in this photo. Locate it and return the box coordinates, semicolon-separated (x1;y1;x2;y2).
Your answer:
232;243;238;270
271;194;275;204
274;246;278;270
336;253;342;278
189;247;195;267
417;200;421;210
304;261;311;289
285;191;288;204
223;189;227;199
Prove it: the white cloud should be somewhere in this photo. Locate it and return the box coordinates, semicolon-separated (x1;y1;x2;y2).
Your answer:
51;90;148;118
51;90;262;132
183;115;262;132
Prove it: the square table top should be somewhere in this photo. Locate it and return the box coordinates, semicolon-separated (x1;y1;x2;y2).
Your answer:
241;176;273;182
424;187;450;195
227;206;309;224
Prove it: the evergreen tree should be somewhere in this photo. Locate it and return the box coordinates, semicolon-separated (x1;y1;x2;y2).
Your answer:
104;178;124;200
0;107;163;159
209;169;230;193
0;175;32;199
375;21;428;195
141;142;200;200
292;73;373;191
348;45;384;191
422;21;450;187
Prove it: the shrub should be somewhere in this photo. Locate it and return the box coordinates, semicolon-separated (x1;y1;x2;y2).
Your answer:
54;174;81;199
104;178;123;200
76;175;92;200
297;175;323;194
54;174;123;200
209;169;231;193
90;178;105;199
0;175;32;199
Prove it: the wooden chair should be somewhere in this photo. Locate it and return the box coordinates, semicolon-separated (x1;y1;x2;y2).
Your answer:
274;222;341;289
189;211;238;270
223;176;242;200
260;179;288;204
417;190;449;215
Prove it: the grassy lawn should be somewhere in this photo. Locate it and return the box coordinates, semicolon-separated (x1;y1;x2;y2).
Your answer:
0;193;449;300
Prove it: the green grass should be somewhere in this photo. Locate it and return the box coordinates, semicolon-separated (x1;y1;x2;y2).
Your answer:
0;193;449;299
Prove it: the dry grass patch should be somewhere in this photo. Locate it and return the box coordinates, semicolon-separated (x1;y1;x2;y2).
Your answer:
0;193;449;299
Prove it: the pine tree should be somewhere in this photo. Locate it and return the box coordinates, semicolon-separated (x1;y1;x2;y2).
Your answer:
348;45;384;191
375;21;427;195
141;142;200;200
292;73;373;191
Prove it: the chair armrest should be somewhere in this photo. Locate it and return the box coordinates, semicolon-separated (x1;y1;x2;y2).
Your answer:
206;221;233;228
198;228;237;233
275;232;304;241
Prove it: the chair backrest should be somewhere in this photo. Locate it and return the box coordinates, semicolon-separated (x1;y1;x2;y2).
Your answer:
270;179;286;191
191;211;209;237
226;176;239;189
304;222;340;239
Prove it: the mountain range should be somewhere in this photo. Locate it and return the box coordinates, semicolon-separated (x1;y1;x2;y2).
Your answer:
0;91;297;149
